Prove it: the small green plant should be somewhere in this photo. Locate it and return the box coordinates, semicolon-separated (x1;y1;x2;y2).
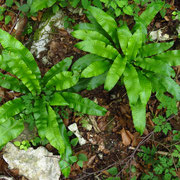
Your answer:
14;140;31;150
138;146;157;165
105;166;120;180
30;137;49;146
0;29;106;177
172;10;180;20
100;0;139;17
64;15;75;29
69;0;102;9
157;94;178;118
139;142;180;179
152;116;172;135
69;153;88;168
71;4;180;134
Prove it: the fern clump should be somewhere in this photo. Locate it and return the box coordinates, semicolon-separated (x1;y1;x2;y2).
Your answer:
0;29;106;177
71;3;180;134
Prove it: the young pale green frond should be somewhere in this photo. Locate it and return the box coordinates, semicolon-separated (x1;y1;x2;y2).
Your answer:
81;60;111;78
49;93;69;106
0;97;25;124
30;0;56;13
87;72;107;90
61;92;107;116
71;29;110;44
42;57;72;85
72;54;106;72
105;55;127;91
75;40;119;60
141;41;174;57
136;58;175;77
0;118;24;148
126;28;142;61
2;51;41;95
153;50;180;66
0;29;41;80
34;98;48;139
88;6;118;46
46;71;79;91
117;24;132;54
138;72;152;105
45;105;65;155
0;73;29;93
131;99;146;135
123;64;141;105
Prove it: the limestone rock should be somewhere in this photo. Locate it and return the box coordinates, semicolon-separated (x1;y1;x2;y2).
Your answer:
68;123;87;145
3;143;61;180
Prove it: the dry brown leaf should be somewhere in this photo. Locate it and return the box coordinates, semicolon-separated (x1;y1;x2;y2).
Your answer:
120;128;131;146
126;130;134;140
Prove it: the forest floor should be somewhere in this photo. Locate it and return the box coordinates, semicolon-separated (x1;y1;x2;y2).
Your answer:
0;0;180;180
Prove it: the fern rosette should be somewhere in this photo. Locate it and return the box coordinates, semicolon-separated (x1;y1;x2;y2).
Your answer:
0;29;107;177
71;4;180;134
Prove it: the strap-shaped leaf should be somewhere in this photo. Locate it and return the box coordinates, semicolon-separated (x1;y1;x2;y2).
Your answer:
61;92;107;116
34;98;48;139
141;41;174;57
117;24;132;54
88;6;118;45
2;51;41;95
49;93;69;106
0;73;28;93
68;78;91;92
45;105;65;154
81;60;111;78
72;54;106;72
136;2;163;28
0;97;25;124
86;12;114;44
71;29;110;44
131;99;146;135
161;77;180;101
59;122;73;178
30;0;56;13
146;72;166;94
74;22;98;31
42;57;72;85
46;71;79;91
124;64;141;105
126;28;142;61
75;40;119;60
153;50;180;66
138;72;152;105
0;118;24;148
136;58;175;77
0;29;41;79
105;55;127;91
87;72;107;90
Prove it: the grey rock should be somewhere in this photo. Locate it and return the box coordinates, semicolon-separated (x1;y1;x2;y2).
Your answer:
149;29;171;41
3;143;61;180
31;10;72;59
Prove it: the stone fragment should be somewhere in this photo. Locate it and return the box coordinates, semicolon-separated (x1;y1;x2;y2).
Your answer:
3;143;61;180
149;29;171;41
68;123;87;145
